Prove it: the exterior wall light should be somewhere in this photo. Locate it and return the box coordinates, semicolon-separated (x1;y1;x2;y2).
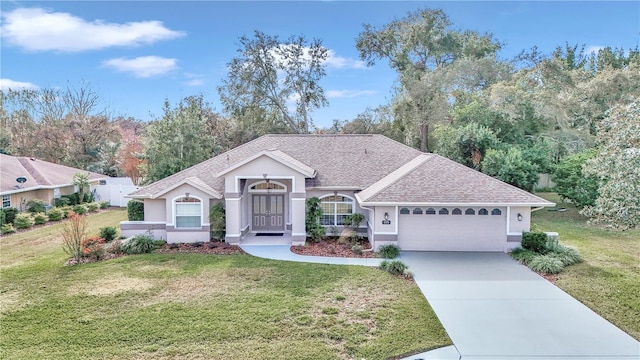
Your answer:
384;212;389;220
517;213;523;221
185;192;190;199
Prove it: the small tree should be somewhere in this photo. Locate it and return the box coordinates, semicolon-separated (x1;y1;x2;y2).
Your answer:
209;202;226;241
62;212;88;263
552;149;599;208
72;172;91;204
305;197;325;242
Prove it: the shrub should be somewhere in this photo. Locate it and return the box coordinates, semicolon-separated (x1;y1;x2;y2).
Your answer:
86;202;100;212
127;200;144;221
192;241;203;248
59;206;73;218
54;197;70;207
99;201;110;209
33;212;48;225
105;239;124;255
351;244;363;255
47;208;64;221
122;233;157;254
81;236;106;260
26;199;46;213
61;212;88;262
529;254;564;274
547;244;583;266
14;213;35;229
380;260;409;276
72;204;88;215
510;247;538;265
343;213;365;229
209;202;226;240
521;232;548;253
1;223;16;234
153;239;167;247
377;244;400;259
1;207;18;224
305;197;324;242
99;226;118;242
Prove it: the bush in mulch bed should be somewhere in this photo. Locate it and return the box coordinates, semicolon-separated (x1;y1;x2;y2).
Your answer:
291;238;375;258
155;242;246;255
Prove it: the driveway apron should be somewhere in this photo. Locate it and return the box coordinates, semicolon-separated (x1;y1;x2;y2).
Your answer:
399;251;640;359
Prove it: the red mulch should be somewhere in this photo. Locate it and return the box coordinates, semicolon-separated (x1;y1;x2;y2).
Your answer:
156;242;246;255
291;238;375;258
540;273;559;284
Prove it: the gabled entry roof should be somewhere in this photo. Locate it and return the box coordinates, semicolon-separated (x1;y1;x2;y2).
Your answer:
216;149;316;178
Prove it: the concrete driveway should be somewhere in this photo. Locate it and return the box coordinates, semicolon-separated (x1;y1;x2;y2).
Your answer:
399;251;640;359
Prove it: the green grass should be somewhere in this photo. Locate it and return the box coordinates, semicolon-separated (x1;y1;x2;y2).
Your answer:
0;209;450;359
533;193;640;341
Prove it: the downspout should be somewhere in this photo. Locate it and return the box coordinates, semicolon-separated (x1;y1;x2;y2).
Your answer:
359;204;376;252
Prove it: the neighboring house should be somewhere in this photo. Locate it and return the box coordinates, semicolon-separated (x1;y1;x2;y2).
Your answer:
91;177;140;207
122;134;554;252
0;154;108;211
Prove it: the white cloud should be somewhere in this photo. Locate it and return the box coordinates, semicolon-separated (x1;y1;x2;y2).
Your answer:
1;7;185;52
586;45;605;54
185;79;204;87
326;90;377;99
0;78;39;91
103;56;178;78
325;50;367;69
270;45;367;70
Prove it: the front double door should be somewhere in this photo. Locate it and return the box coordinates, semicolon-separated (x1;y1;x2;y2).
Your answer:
253;194;284;232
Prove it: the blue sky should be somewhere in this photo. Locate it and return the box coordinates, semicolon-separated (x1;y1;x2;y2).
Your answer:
1;1;638;128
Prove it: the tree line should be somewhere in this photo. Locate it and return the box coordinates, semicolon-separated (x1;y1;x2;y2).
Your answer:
1;8;638;228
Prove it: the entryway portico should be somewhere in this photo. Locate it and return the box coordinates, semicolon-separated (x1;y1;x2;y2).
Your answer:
216;149;315;245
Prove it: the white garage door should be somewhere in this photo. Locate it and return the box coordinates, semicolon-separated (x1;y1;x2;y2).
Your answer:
397;207;506;251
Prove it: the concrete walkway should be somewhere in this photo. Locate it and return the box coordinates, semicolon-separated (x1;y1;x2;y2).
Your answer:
399;251;640;360
241;245;640;359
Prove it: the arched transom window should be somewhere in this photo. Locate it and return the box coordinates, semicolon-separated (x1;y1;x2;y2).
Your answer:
175;196;202;228
320;195;354;226
249;181;286;192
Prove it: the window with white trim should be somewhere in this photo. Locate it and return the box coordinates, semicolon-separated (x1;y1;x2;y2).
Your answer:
2;194;10;208
175;197;202;228
319;195;353;226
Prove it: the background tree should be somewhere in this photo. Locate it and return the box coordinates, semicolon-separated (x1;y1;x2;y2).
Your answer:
356;7;502;151
582;98;640;229
219;31;328;138
552;149;599;208
142;95;220;184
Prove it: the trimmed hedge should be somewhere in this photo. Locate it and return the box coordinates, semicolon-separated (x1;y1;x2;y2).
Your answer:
47;208;64;221
127;200;144;221
14;213;35;229
33;212;48;225
377;244;400;259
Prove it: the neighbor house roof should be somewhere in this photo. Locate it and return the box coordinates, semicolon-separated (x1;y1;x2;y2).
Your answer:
129;134;553;206
129;134;422;198
0;154;108;195
356;153;553;206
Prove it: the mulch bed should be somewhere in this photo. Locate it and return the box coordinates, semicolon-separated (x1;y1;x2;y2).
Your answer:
291;238;376;258
156;242;246;255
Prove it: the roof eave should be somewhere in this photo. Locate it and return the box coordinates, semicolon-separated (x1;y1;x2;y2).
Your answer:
357;200;556;207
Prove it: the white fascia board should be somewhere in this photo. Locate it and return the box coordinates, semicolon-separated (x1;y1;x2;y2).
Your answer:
358;201;556;207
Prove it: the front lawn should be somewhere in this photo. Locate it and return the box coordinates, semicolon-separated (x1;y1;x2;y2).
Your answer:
0;209;451;359
532;193;640;341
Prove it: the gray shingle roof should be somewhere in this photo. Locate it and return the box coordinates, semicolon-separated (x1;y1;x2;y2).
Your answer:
1;154;108;194
357;153;553;205
130;134;422;198
130;134;553;206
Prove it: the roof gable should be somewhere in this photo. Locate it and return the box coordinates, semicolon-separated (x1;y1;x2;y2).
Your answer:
150;177;222;199
216;149;316;178
357;154;554;206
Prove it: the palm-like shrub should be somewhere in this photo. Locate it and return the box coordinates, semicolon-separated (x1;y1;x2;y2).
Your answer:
547;244;582;266
510;247;537;265
529;255;564;274
122;234;157;254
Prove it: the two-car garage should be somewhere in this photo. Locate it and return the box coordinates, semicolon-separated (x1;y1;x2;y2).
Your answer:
397;206;507;251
